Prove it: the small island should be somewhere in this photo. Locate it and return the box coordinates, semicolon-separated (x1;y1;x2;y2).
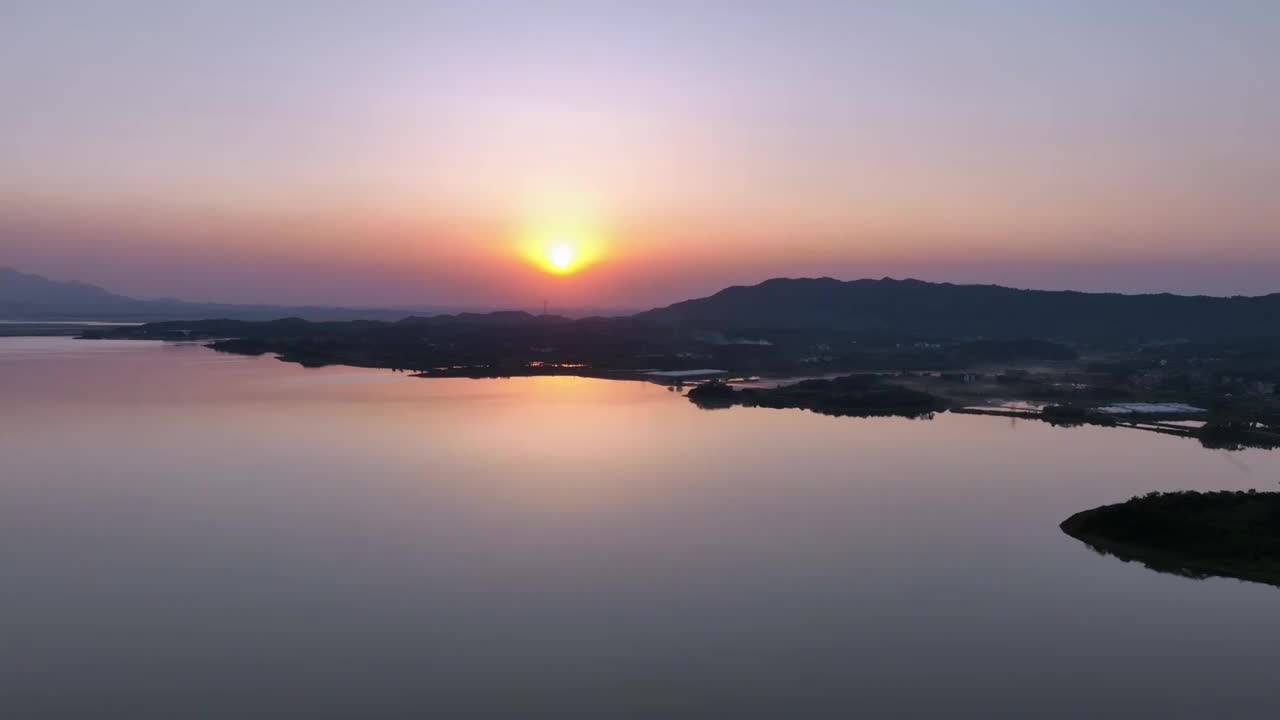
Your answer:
1061;491;1280;588
687;375;946;418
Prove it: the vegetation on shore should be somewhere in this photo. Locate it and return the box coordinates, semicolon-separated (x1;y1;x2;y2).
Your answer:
687;375;945;418
78;277;1280;447
1062;491;1280;588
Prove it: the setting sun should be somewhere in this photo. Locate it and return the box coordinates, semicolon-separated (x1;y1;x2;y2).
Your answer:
518;224;605;276
548;243;575;271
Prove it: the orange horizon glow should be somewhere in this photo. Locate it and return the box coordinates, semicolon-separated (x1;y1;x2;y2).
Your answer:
517;222;605;277
4;4;1280;307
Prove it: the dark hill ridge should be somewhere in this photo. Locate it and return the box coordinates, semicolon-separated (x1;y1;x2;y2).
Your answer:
9;266;1280;341
635;277;1280;343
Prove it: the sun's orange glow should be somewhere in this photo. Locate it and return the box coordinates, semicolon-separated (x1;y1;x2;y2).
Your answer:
518;224;604;276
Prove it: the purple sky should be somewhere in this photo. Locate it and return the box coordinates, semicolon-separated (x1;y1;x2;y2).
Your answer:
2;1;1277;308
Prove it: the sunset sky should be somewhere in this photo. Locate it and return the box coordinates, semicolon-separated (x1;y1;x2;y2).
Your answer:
2;1;1277;310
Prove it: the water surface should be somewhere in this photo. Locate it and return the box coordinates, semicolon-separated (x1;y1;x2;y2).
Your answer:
2;338;1277;718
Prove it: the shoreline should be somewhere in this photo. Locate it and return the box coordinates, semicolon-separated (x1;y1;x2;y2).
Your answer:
1061;494;1280;589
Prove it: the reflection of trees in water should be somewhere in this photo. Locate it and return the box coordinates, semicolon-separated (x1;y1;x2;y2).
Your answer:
957;406;1280;452
688;397;735;412
1078;539;1222;582
1196;421;1280;451
798;408;937;420
1062;491;1280;589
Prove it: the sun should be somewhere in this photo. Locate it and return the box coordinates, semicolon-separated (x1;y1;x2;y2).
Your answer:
548;243;575;271
519;227;603;276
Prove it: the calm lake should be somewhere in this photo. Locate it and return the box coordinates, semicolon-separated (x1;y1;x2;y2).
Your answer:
2;337;1278;718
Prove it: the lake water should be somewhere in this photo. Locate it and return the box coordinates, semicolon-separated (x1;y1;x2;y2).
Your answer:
2;338;1278;718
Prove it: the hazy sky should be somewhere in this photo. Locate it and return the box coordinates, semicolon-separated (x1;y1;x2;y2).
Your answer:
2;1;1277;308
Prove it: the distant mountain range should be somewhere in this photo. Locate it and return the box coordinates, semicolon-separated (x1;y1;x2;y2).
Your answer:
6;267;1280;343
0;266;462;322
638;277;1280;343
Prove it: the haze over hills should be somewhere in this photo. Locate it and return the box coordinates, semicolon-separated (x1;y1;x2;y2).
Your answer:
0;267;638;322
9;266;1280;344
0;266;403;321
0;266;495;322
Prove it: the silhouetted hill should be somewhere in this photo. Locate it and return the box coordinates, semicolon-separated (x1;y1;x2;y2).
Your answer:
28;268;1280;344
0;266;140;317
633;277;1280;343
397;311;572;328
